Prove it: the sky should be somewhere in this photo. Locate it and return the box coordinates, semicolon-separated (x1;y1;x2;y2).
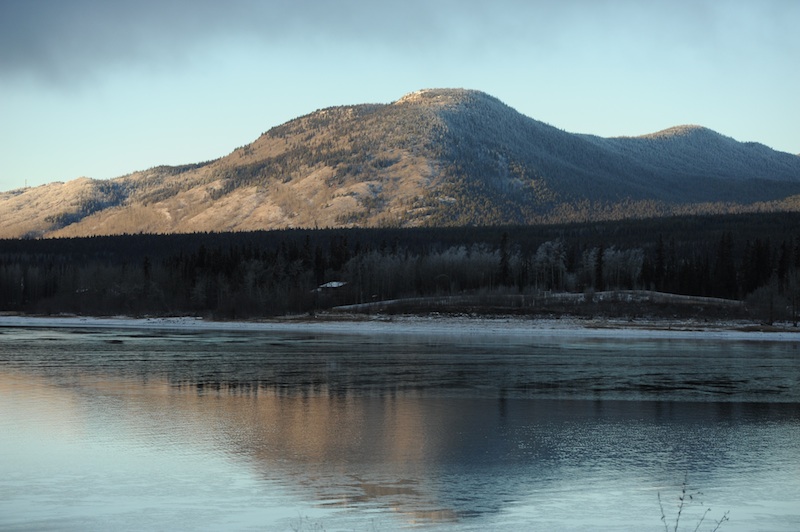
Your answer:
1;0;798;191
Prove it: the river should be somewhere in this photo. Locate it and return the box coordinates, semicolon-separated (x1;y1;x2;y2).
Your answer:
1;324;798;530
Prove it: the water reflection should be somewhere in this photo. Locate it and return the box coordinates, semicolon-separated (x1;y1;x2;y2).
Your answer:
1;327;800;530
3;327;797;402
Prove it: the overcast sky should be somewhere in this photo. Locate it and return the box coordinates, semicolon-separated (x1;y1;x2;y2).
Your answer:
1;0;798;191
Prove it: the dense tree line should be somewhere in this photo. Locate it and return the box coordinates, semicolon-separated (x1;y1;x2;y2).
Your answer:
2;213;800;321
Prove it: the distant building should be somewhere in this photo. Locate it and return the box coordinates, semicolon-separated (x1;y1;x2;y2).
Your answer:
312;280;351;308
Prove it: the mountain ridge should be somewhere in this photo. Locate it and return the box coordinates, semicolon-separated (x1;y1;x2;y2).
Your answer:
2;88;800;238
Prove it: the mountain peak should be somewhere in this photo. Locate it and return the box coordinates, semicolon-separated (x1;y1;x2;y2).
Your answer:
393;88;495;108
639;125;714;139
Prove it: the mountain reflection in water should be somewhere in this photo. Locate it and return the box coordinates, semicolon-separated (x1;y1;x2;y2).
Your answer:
1;327;799;530
166;380;800;523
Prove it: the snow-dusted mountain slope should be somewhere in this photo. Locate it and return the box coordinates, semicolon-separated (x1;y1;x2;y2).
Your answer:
2;88;799;238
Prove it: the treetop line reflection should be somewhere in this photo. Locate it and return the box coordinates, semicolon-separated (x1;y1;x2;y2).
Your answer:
1;326;799;530
2;327;796;402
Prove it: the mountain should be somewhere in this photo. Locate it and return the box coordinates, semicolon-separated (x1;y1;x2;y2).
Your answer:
2;88;800;238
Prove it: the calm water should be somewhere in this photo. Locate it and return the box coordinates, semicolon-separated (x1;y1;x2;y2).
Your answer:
1;326;799;531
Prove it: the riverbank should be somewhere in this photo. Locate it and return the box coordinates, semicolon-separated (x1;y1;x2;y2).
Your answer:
1;312;799;342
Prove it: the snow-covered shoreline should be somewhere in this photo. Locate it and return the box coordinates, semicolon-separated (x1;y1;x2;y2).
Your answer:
1;313;799;342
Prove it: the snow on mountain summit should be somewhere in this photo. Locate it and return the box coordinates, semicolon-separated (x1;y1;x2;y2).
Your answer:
393;88;499;109
638;125;711;139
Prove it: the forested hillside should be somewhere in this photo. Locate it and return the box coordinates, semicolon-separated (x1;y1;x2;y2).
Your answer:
2;213;799;323
2;89;799;238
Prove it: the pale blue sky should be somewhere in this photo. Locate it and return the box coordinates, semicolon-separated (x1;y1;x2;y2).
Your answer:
1;0;798;191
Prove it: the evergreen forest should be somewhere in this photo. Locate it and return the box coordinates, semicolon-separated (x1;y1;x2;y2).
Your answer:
2;212;800;324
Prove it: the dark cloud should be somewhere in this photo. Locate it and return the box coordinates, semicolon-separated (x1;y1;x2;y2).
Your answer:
0;0;474;84
0;0;215;82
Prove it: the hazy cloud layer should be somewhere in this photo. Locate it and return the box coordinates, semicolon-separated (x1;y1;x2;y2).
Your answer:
5;0;793;85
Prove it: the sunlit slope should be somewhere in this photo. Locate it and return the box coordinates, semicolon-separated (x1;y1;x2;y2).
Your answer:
2;89;799;238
